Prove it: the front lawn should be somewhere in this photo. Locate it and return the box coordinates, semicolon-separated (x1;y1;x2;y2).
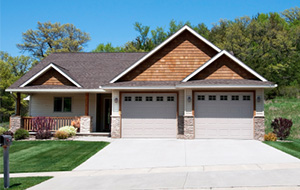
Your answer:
265;97;300;139
0;141;109;173
264;139;300;159
0;177;52;190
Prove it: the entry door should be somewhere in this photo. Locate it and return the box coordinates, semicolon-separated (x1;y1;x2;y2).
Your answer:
104;98;112;131
194;92;254;139
121;93;177;138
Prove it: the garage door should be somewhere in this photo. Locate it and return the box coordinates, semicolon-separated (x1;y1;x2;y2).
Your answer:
195;92;254;139
122;93;177;138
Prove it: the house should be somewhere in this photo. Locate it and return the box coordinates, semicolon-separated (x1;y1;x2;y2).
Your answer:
6;26;276;140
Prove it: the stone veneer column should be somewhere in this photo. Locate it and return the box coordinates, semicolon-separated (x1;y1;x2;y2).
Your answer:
80;116;91;133
254;116;265;141
10;116;21;133
111;116;121;138
184;116;195;139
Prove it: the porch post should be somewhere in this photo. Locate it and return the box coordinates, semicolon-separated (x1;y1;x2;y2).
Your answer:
85;93;89;116
80;93;91;133
16;92;21;116
183;89;195;139
10;92;21;133
111;90;121;138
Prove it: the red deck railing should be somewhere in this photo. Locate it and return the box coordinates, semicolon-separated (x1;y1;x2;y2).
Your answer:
22;117;76;131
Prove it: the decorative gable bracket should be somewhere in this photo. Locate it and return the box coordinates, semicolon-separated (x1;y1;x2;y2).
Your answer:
182;50;268;82
20;62;82;88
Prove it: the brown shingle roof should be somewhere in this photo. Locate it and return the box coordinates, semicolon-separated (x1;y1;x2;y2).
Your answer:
8;52;147;89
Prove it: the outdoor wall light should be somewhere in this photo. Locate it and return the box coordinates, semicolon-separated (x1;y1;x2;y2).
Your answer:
187;96;192;103
257;96;261;103
114;98;118;103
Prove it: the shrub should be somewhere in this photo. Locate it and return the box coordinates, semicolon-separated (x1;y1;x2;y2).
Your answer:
36;131;52;139
271;118;293;140
54;130;69;139
58;126;77;137
264;132;277;141
0;127;8;135
15;128;29;140
32;117;55;139
3;131;14;137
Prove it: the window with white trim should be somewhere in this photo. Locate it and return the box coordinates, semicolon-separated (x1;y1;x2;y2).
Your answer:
198;95;205;100
232;95;239;101
220;95;228;101
243;95;251;101
156;96;164;101
209;95;216;101
146;96;153;101
124;96;131;101
54;97;71;112
135;96;142;101
167;96;174;101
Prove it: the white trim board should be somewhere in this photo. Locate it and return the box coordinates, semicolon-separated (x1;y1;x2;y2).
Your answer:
182;50;268;82
109;25;221;83
20;63;82;88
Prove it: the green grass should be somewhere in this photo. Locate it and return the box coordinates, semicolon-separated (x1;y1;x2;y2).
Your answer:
0;177;52;190
264;139;300;159
0;141;109;173
265;97;300;139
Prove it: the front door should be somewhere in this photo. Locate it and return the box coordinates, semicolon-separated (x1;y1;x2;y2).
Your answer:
104;98;112;132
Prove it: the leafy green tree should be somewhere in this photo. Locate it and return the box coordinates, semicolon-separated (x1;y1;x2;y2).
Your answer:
17;22;90;60
0;52;32;122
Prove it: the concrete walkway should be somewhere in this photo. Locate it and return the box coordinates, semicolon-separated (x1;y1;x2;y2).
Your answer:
15;139;300;189
24;164;300;190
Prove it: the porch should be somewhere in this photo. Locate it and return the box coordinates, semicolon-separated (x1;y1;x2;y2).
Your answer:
9;92;113;134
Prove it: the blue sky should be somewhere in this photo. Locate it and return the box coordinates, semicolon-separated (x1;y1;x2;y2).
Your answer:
0;0;299;57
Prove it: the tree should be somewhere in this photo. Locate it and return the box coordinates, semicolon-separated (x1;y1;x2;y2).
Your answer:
0;52;32;122
17;21;90;60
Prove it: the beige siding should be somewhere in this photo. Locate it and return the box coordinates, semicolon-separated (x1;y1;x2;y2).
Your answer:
30;93;97;131
178;90;184;116
256;89;264;116
184;89;193;116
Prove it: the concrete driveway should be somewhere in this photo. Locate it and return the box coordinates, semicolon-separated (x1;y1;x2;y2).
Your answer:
28;139;300;190
75;139;300;170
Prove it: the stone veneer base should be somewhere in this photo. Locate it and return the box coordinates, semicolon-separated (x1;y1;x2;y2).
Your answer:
111;116;121;138
10;116;21;133
80;116;91;133
184;116;195;139
254;116;265;141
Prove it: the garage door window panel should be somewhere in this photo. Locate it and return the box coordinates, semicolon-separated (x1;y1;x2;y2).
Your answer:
156;96;164;101
220;95;228;101
198;95;205;100
232;95;239;101
167;96;174;101
125;96;131;101
209;95;216;101
146;96;153;101
135;96;142;101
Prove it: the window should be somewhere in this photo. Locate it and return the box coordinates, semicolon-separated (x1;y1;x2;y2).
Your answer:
167;96;174;101
209;95;216;101
243;95;251;101
232;95;239;101
156;96;164;101
135;96;142;101
220;95;228;101
54;97;71;112
197;95;205;100
125;96;131;101
146;96;153;101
